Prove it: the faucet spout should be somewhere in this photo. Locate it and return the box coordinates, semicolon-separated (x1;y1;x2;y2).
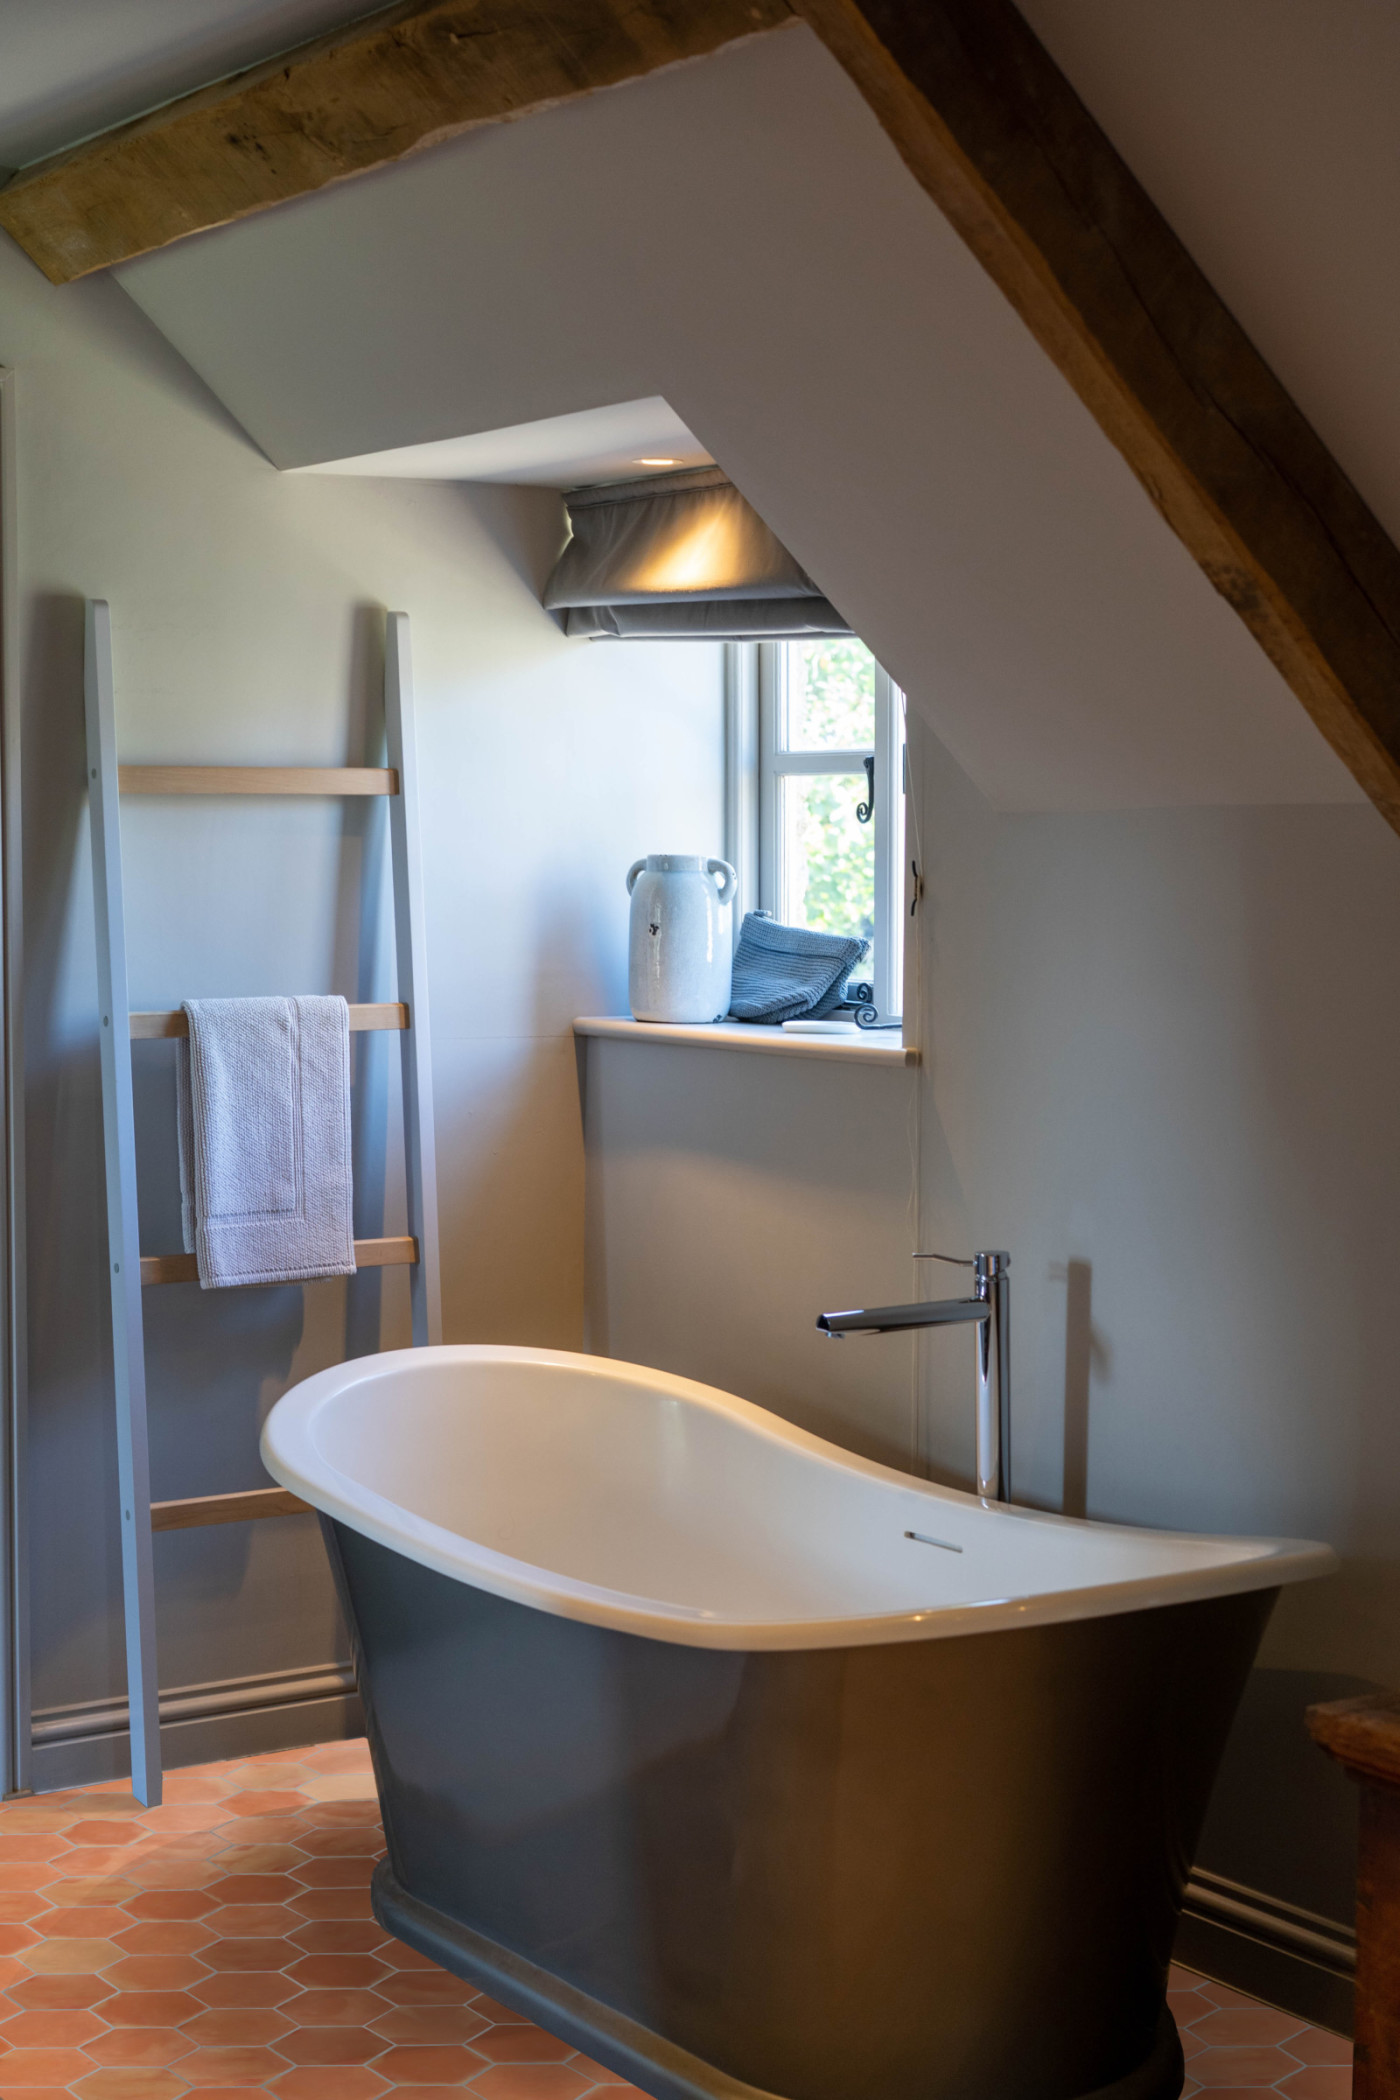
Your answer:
815;1250;1012;1502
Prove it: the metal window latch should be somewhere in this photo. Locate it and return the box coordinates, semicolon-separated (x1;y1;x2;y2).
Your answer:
856;754;875;824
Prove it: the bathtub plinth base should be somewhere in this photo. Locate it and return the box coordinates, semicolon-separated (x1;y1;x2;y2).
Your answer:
370;1859;1185;2100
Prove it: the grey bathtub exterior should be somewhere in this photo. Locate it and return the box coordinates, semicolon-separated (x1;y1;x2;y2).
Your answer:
322;1517;1276;2100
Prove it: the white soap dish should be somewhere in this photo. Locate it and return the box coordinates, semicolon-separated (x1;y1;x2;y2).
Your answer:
781;1019;860;1036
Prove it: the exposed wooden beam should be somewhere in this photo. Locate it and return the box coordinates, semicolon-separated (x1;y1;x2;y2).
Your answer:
0;0;796;284
794;0;1400;833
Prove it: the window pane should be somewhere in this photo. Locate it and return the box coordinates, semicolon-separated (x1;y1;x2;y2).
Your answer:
783;638;876;750
780;772;876;962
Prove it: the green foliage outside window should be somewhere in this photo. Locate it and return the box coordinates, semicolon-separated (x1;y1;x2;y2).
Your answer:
785;641;877;955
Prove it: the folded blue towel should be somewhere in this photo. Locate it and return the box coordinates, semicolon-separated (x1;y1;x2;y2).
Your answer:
728;912;869;1023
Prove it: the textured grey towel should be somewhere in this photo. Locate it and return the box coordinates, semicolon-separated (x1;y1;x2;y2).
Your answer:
176;996;355;1289
728;912;868;1023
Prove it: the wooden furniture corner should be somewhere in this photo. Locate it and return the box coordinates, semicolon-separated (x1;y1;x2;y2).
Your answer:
1308;1690;1400;2096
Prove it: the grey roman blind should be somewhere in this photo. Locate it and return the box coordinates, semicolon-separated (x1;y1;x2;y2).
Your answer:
544;466;851;639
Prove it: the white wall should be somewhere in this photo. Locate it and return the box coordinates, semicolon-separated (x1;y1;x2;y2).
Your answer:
112;23;1357;819
1;237;724;1737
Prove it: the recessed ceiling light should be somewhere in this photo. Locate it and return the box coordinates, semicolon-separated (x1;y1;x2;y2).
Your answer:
637;457;678;466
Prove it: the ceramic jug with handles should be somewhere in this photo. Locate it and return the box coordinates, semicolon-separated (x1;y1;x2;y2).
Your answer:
626;855;738;1023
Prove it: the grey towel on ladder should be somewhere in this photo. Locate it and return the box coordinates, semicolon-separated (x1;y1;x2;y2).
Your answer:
728;912;868;1023
176;996;355;1289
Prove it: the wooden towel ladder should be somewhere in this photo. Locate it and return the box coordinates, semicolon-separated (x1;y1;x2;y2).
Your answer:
84;602;442;1806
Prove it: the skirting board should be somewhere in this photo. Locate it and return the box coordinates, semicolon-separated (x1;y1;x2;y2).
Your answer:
27;1659;362;1793
1177;1869;1354;2036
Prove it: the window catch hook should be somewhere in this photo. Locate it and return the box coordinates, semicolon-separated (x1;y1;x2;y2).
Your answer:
856;754;875;824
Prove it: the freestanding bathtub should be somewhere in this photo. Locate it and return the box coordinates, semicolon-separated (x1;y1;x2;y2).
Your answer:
261;1346;1335;2100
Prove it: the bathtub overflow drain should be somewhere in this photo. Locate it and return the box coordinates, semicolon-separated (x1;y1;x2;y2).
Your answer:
903;1530;963;1554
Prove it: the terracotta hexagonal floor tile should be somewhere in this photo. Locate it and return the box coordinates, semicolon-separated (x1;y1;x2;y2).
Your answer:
101;1952;212;1991
0;2046;101;2085
370;2002;491;2044
1278;2070;1354;2100
308;1802;382;1827
216;1818;307;1848
373;2041;495;2081
176;2044;294;2085
292;1827;382;1858
159;1775;235;1804
19;1935;122;1973
233;1765;313;1792
1191;2045;1310;2085
74;2066;190;2099
374;1968;478;2005
209;1874;303;1905
385;1942;441;1970
286;1953;391;1990
213;1844;308;1875
0;2004;106;2044
292;1856;375;1887
110;1920;215;1958
468;2067;593;2100
7;1970;114;2008
470;1994;533;2024
565;2053;633;2083
199;1936;295;1973
48;1857;143;1886
192;1970;301;2008
1193;2008;1307;2049
277;2022;394;2065
123;1889;218;1921
0;1890;55;1923
290;1987;393;2024
290;1886;376;1920
0;1859;63;1890
64;1821;147;1848
0;1919;39;1952
123;1858;219;1891
40;1904;131;1937
202;1903;302;1939
1196;1982;1268;2013
271;2068;390;2099
97;1988;202;2026
83;2026;196;2068
0;1833;69;1863
291;1920;389;1955
1285;2029;1353;2067
222;1793;308;1819
473;2025;578;2064
182;2005;295;2046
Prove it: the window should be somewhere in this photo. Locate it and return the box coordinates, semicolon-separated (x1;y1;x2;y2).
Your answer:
726;637;906;1022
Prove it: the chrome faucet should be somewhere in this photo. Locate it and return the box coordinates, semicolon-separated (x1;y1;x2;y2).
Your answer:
816;1251;1012;1502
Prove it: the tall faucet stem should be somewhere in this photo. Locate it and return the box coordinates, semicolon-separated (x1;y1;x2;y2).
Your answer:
815;1250;1012;1502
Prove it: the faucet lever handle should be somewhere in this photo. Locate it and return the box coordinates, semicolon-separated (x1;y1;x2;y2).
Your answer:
911;1250;975;1266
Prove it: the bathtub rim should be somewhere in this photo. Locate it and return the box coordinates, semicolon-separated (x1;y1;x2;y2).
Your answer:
260;1342;1336;1652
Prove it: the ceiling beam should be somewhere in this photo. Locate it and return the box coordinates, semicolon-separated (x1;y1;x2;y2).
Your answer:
0;0;796;285
794;0;1400;832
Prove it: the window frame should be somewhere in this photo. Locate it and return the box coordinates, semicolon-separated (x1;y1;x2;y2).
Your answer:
724;638;905;1022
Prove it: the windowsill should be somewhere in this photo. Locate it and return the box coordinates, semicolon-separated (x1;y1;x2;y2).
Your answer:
572;1016;918;1066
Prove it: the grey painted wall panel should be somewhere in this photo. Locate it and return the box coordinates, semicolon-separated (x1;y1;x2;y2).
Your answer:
2;242;724;1730
583;714;1400;1981
583;1039;919;1470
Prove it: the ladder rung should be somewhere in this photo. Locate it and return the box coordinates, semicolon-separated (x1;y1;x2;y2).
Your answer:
119;765;398;795
151;1488;311;1531
130;1001;408;1040
140;1233;417;1286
